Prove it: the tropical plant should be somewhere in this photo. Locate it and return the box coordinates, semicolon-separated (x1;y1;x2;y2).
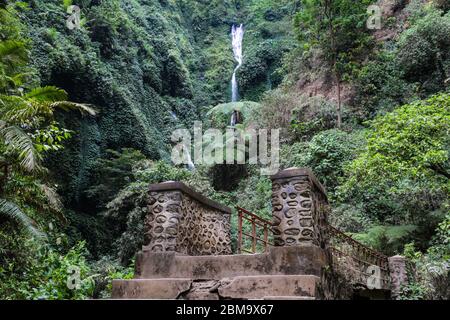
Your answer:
339;93;450;249
0;4;95;237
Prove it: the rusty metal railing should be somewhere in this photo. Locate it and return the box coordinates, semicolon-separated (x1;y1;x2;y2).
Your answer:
327;224;391;289
235;207;390;288
236;207;273;254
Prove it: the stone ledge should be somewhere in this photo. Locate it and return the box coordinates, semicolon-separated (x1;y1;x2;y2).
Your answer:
218;275;320;299
111;278;192;299
136;246;327;279
262;296;315;300
149;181;232;214
270;167;327;199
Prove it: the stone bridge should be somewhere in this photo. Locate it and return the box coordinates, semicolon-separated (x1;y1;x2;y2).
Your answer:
112;168;408;300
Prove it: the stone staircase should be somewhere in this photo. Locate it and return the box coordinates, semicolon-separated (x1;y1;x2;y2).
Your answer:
111;168;405;300
112;246;325;300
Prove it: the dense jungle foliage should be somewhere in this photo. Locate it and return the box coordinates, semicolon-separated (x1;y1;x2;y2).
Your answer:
0;0;448;299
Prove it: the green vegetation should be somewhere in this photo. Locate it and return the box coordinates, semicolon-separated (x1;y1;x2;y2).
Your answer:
295;0;374;127
0;0;449;300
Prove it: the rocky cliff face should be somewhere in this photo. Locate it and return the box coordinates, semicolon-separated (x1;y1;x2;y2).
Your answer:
23;0;296;209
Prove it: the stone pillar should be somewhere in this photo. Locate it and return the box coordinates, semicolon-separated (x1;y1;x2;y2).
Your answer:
144;181;232;255
389;255;408;299
144;189;183;252
270;168;329;248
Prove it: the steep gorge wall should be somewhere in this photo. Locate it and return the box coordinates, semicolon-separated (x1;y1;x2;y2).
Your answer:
22;0;297;209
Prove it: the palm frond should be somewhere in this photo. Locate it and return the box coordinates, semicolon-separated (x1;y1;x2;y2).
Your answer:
24;86;68;102
0;94;36;122
0;198;45;238
50;101;97;116
0;121;41;172
0;72;27;88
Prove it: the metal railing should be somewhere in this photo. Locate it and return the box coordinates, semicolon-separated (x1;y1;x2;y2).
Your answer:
236;207;273;254
327;224;391;289
235;207;390;288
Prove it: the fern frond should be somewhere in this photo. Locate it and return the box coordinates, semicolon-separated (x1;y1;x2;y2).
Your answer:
24;86;68;102
0;94;36;123
0;198;44;238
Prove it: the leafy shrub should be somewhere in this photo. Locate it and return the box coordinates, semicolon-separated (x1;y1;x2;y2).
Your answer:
0;240;95;300
396;6;450;95
329;204;374;233
399;214;450;300
352;225;418;256
85;148;146;210
90;256;134;299
353;52;416;119
281;129;364;196
290;96;346;139
339;94;450;227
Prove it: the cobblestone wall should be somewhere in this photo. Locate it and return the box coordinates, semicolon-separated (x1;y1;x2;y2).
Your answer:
143;182;232;255
270;168;329;248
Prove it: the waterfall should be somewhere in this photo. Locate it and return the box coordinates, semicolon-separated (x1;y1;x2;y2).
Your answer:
231;24;244;103
169;110;178;120
183;144;195;171
230;110;237;126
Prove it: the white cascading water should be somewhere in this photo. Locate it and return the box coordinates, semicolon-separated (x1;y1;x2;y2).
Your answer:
183;144;195;171
231;24;244;105
169;110;178;120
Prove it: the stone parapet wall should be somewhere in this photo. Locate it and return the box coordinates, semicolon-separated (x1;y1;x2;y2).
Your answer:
143;181;232;255
270;168;329;248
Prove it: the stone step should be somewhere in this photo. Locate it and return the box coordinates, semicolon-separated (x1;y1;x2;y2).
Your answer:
111;278;192;299
262;296;316;300
218;275;319;300
112;275;320;300
136;246;326;280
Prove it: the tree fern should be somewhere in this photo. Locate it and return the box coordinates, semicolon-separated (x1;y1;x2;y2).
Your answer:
207;101;260;118
24;86;68;102
0;87;96;124
0;198;44;238
39;183;67;223
353;225;418;254
50;101;97;116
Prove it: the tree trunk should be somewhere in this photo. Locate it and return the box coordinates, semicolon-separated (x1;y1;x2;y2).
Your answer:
336;71;342;128
0;164;8;196
324;0;342;129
